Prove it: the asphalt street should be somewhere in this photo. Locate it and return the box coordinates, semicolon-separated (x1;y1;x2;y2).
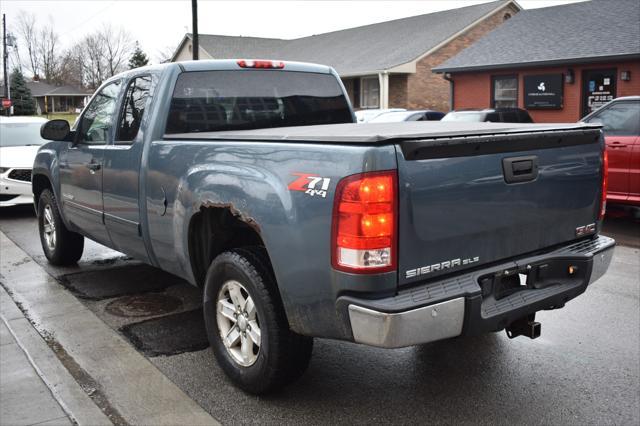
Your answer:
1;205;638;425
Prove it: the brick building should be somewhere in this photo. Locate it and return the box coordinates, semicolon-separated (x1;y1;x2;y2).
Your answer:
171;0;520;112
433;0;640;122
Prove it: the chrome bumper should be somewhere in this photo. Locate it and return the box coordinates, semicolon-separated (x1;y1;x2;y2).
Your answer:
348;297;465;348
345;235;615;349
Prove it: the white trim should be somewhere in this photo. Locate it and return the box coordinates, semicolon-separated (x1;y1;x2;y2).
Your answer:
378;72;389;109
170;34;191;62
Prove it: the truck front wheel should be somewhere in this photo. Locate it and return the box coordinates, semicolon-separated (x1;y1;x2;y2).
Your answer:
37;189;84;265
203;247;313;394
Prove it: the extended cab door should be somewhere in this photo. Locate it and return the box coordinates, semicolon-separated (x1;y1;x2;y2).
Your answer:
584;100;640;203
102;75;153;261
59;81;121;245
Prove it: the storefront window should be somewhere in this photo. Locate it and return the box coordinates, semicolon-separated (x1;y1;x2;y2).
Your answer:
493;76;518;108
360;76;380;109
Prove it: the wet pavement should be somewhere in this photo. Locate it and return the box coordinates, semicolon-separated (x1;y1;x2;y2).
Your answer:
1;204;638;425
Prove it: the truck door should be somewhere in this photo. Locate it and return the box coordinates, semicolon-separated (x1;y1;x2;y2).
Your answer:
102;75;153;261
59;81;121;246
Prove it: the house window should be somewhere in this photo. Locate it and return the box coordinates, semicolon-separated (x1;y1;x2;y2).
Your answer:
360;76;379;109
492;75;518;108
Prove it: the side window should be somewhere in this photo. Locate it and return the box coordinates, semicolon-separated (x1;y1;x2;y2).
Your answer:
518;110;533;123
501;111;519;122
117;75;152;143
78;82;120;144
485;112;500;122
586;102;640;136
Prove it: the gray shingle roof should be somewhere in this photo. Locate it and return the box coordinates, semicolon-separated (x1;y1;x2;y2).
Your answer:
186;1;512;75
26;81;91;97
433;0;640;73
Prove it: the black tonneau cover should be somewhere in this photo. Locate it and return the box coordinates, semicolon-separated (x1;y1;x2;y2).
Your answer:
164;122;601;144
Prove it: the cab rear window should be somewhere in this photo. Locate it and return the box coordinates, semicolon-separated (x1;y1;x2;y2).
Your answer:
165;70;353;134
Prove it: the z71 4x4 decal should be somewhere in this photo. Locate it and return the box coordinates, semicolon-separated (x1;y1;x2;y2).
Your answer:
288;173;331;198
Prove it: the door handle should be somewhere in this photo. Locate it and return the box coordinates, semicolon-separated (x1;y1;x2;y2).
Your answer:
608;141;627;148
502;155;538;184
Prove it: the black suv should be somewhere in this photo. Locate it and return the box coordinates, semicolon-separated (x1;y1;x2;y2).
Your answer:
442;108;533;123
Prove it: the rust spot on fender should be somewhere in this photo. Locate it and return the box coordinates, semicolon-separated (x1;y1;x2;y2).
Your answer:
198;201;262;233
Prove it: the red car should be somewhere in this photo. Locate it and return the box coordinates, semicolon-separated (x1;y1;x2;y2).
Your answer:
582;96;640;208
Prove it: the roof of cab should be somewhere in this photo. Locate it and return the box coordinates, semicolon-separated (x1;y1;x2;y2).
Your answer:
177;59;334;74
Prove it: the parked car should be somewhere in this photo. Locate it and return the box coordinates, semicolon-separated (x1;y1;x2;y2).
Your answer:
442;108;533;123
369;110;445;122
581;96;640;208
0;116;49;207
355;108;406;123
34;59;614;394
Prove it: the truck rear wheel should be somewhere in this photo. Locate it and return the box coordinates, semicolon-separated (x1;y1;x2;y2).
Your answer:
203;247;313;394
37;189;84;265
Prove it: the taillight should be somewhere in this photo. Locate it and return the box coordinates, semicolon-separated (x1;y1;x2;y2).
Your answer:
599;148;608;219
237;59;285;69
331;170;397;273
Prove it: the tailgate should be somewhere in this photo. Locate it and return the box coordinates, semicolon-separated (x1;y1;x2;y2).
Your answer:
396;128;603;286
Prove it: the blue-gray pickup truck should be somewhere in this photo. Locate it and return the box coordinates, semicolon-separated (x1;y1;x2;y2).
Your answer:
33;59;614;394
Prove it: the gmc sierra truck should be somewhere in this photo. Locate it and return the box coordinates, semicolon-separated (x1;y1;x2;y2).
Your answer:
33;59;615;394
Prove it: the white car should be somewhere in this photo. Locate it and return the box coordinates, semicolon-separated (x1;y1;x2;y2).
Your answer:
0;116;50;207
354;108;406;123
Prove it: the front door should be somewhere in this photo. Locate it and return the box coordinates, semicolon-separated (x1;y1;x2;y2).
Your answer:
59;81;121;245
102;75;153;261
582;68;617;117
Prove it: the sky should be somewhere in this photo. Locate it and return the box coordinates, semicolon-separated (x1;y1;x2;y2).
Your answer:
0;0;587;64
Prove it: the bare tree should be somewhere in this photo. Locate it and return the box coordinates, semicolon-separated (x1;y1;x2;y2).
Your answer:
38;23;60;82
99;24;133;77
56;47;84;88
16;11;40;79
156;45;177;64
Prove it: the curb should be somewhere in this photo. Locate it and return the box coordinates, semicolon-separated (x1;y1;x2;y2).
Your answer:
0;231;219;426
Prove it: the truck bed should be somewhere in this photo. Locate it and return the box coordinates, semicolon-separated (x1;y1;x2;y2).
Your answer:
165;121;605;286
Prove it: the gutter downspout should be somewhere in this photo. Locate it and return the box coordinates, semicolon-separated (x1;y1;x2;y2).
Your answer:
443;73;454;111
378;71;389;109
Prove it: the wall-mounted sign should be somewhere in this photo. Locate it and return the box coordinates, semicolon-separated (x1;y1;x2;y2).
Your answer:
524;74;564;109
582;69;616;116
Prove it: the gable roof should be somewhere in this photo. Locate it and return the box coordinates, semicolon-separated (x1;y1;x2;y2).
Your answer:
174;1;518;75
433;0;640;73
27;81;91;97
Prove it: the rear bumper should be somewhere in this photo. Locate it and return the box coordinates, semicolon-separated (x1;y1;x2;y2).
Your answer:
340;235;615;348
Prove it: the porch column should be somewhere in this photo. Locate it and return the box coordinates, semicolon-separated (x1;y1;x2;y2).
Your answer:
378;72;389;109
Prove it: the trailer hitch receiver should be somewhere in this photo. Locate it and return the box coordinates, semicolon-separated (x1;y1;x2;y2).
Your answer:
506;314;541;339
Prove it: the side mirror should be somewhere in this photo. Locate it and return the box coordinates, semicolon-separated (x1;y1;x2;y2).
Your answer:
41;119;71;141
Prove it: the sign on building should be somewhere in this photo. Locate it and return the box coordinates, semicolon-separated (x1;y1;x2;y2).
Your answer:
524;74;563;109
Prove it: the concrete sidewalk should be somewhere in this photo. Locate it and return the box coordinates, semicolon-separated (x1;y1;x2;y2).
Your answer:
1;283;110;426
0;231;218;426
1;303;73;426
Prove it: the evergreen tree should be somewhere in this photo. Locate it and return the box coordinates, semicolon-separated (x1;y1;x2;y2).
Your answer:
10;68;36;115
128;42;150;69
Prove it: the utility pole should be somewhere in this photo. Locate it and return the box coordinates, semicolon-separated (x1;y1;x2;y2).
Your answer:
191;0;199;60
3;14;9;116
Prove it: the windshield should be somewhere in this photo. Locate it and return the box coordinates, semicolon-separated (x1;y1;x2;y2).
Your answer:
165;70;353;134
441;112;485;122
0;122;48;147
